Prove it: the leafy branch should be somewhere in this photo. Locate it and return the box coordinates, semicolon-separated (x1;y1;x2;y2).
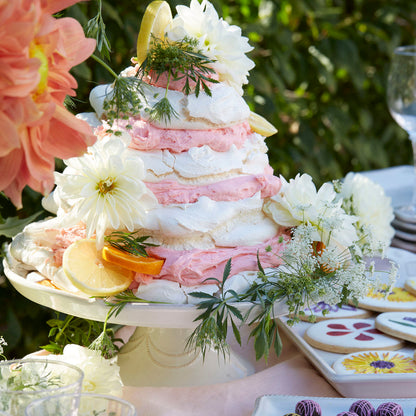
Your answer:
40;313;122;359
104;230;158;257
186;259;244;359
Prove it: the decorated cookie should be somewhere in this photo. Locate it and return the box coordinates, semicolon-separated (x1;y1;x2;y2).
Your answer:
375;311;416;343
332;350;416;374
404;277;416;296
298;301;372;322
358;284;416;312
304;318;404;354
375;402;403;416
295;399;321;416
349;399;375;416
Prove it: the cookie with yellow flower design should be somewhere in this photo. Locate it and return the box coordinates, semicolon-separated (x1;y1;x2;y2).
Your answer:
404;277;416;297
375;312;416;343
357;284;416;312
332;350;416;374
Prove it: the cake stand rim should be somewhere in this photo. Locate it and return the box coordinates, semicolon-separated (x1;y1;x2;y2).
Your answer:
3;258;289;328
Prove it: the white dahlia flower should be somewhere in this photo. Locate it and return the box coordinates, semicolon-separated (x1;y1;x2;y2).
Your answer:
50;344;123;396
337;172;394;255
264;173;358;249
54;136;157;248
166;0;254;94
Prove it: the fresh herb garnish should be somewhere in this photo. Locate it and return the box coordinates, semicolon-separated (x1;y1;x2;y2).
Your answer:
41;313;122;359
142;36;218;96
186;259;243;359
104;230;158;257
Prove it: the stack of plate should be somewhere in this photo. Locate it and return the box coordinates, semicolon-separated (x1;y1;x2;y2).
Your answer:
391;208;416;253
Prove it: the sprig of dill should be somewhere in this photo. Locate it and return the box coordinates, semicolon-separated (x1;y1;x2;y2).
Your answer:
104;230;158;257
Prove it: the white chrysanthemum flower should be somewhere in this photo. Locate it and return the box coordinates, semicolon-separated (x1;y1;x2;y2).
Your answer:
264;173;358;248
48;344;123;397
338;172;394;255
54;137;157;248
166;0;254;94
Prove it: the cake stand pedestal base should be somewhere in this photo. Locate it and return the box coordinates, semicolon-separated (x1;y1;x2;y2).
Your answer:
117;327;255;387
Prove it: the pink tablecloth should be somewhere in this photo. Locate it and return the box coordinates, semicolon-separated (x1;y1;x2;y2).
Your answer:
120;326;340;416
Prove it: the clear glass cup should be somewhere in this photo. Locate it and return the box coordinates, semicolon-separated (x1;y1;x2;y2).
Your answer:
387;44;416;222
25;393;137;416
0;359;84;416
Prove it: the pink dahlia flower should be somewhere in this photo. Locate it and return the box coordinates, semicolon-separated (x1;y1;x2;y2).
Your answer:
0;0;96;208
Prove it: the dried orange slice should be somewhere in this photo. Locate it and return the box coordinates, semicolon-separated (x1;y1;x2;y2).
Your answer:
136;1;173;65
249;111;278;137
62;239;134;296
102;245;164;275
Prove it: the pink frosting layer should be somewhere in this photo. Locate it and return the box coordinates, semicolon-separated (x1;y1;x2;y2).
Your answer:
145;174;281;204
99;119;253;153
133;234;289;287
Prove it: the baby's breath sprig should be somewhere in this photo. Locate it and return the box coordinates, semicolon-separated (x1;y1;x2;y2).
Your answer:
104;230;159;257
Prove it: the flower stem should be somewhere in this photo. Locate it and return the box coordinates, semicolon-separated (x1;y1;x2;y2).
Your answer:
91;54;119;79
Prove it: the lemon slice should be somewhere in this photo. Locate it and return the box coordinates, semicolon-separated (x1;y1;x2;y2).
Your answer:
249;111;278;137
102;245;164;275
136;1;173;65
62;239;134;296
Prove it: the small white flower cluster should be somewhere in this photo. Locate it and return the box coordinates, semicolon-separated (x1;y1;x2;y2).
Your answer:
0;336;6;359
336;172;395;256
52;136;157;249
166;0;254;95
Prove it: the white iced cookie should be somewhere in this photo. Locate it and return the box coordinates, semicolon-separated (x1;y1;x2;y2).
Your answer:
298;301;372;322
375;311;416;343
358;284;416;312
303;318;404;354
333;350;416;374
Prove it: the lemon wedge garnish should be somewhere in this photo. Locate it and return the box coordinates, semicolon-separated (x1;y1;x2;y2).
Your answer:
249;111;278;137
136;0;173;65
62;239;134;296
102;245;164;275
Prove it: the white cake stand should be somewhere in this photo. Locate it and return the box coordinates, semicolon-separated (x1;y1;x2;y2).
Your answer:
4;261;288;387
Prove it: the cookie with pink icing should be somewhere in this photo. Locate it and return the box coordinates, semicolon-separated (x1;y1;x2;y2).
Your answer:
375;311;416;343
303;318;404;354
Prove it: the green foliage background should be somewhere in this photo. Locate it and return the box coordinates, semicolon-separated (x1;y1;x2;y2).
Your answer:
1;0;416;358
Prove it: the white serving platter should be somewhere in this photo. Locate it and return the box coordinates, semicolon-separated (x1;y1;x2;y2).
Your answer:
277;247;416;398
252;395;416;416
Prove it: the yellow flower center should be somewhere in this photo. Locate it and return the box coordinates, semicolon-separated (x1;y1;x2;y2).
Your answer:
29;42;49;97
98;177;116;195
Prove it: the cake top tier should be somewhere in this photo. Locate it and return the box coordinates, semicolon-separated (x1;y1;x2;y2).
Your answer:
135;0;255;96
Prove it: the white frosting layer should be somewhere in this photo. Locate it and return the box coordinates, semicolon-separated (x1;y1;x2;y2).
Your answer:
129;133;268;184
89;82;250;129
142;193;278;249
135;268;270;304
